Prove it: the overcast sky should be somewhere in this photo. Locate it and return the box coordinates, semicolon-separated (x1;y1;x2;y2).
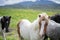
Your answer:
50;0;60;4
0;0;60;6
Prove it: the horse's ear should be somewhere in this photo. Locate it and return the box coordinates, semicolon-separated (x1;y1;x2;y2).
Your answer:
3;16;5;18
9;16;11;19
48;16;50;19
39;15;41;17
1;16;5;22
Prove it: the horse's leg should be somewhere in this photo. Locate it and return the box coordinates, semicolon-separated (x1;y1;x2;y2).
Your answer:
43;34;48;40
50;38;53;40
5;26;9;32
17;23;24;40
5;22;10;32
18;31;24;40
18;36;24;40
55;38;59;40
59;38;60;40
2;30;6;40
20;36;24;40
50;38;58;40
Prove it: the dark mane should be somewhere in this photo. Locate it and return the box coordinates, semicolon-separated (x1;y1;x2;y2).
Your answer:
51;14;60;23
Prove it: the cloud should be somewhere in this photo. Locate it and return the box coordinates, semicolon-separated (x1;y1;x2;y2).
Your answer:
0;0;60;6
5;0;21;5
0;0;36;6
50;0;60;4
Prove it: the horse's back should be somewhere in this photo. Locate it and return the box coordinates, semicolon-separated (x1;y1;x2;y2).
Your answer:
19;19;31;28
19;19;31;39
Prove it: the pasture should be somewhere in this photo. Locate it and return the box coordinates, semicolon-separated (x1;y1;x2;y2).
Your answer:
0;8;60;40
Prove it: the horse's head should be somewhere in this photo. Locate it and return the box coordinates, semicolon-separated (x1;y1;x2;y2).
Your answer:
51;13;60;23
1;16;11;32
38;12;50;37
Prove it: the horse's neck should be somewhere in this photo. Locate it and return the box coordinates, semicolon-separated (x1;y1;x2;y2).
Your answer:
0;17;2;32
0;16;2;21
48;20;60;28
31;19;39;31
33;19;39;26
48;20;56;25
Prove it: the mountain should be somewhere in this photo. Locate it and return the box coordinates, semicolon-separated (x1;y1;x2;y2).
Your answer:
0;0;60;9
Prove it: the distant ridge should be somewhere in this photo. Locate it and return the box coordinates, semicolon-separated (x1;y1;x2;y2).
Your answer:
0;0;60;9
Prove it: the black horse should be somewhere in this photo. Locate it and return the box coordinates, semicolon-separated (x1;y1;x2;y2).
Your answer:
44;14;60;40
0;16;11;40
0;16;11;32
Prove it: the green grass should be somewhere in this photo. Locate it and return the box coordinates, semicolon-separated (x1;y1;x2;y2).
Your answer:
0;8;60;40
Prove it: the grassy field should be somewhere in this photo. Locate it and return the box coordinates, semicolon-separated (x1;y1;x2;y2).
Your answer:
0;8;60;40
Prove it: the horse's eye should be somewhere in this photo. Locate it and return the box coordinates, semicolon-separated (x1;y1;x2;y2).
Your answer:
48;16;50;19
42;19;45;21
39;15;41;17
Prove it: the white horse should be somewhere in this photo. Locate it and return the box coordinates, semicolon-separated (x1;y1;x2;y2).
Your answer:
30;13;50;40
17;13;49;40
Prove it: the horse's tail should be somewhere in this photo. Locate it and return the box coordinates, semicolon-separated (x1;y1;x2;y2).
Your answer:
17;21;22;40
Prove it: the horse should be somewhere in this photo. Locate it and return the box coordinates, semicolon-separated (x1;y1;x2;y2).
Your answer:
17;13;49;40
39;14;60;40
43;13;60;40
30;13;50;40
0;16;11;40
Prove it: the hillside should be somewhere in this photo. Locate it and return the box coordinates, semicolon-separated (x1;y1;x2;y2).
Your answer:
0;0;60;9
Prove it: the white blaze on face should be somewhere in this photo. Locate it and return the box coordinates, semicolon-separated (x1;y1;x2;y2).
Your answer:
39;21;46;37
6;21;9;23
39;12;49;37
